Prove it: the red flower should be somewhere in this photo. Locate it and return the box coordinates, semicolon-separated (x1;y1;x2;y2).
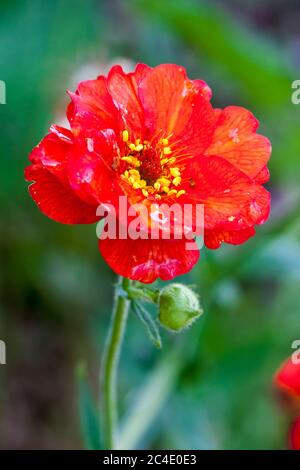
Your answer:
25;63;271;283
274;358;300;450
275;358;300;399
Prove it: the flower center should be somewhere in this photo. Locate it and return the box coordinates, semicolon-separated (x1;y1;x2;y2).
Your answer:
119;130;186;200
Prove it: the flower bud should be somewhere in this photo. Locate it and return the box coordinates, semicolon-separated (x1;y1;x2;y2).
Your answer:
158;283;203;332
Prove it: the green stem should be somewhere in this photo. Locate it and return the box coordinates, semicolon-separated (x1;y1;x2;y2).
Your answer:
101;276;131;449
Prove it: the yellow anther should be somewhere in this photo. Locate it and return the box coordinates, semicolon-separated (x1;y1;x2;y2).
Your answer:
142;189;149;197
124;170;129;178
135;138;141;145
168;157;176;165
155;194;161;200
154;182;161;191
121;156;133;164
170;167;180;178
129;169;140;176
133;182;142;189
163;147;172;155
167;189;177;197
162;138;169;146
129;143;136;151
122;130;129;142
135;144;143;152
172;177;181;186
158;177;171;187
133;159;141;167
160;158;169;166
139;180;147;188
162;186;170;193
176;190;186;198
129;176;136;185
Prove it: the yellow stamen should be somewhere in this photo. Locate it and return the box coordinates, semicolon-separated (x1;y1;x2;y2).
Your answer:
139;180;147;188
172;177;181;186
155;194;161;200
129;176;137;185
124;170;129;178
154;182;161;191
121;156;140;167
157;177;171;187
129;169;140;176
162;186;170;193
176;190;186;198
135;144;143;152
135;139;141;145
129;143;136;151
163;147;172;155
160;158;169;166
167;189;177;197
133;182;141;189
168;157;176;165
162;138;169;146
121;156;134;164
122;130;129;142
170;167;180;178
142;189;149;197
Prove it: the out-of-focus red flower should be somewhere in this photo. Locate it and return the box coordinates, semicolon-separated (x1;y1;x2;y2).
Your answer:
290;416;300;450
274;358;300;450
25;63;271;283
275;358;300;399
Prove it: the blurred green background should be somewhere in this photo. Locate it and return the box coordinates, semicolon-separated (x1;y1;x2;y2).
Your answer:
0;0;300;450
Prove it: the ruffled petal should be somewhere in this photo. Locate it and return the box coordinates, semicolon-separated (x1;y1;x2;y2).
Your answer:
107;64;149;139
204;227;256;249
29;126;73;181
67;75;118;136
139;64;216;154
67;133;123;206
180;156;270;230
25;165;98;224
205;106;271;179
99;237;199;283
254;165;270;184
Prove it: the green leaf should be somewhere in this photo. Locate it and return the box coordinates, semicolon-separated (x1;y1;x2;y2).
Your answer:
132;301;162;349
76;362;102;450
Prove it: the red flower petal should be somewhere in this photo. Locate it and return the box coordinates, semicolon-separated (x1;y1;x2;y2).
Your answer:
139;64;216;153
290;416;300;450
255;165;270;184
29;126;73;181
99;237;199;283
107;64;148;139
25;165;98;224
275;358;300;398
181;156;270;230
67;131;124;206
205;106;271;180
204;227;256;249
67;75;118;136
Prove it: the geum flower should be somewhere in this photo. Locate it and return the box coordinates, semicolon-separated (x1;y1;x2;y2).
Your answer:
274;358;300;450
25;63;271;283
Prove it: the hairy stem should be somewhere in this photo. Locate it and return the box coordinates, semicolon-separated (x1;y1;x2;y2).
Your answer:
101;276;131;449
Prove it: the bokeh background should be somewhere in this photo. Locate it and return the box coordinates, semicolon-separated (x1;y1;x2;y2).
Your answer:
1;0;300;450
